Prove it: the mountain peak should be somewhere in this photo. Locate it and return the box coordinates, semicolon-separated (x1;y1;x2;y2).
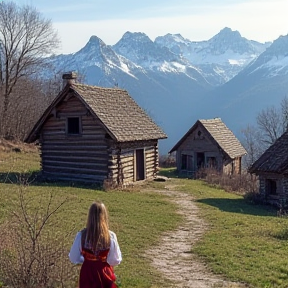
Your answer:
207;27;258;55
267;34;288;55
121;31;152;44
213;27;242;41
87;35;103;45
255;34;288;64
79;35;105;53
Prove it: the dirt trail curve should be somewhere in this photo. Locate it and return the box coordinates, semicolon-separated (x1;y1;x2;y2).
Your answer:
145;184;248;288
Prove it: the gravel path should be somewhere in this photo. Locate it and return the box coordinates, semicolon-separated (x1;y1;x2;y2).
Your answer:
145;184;248;288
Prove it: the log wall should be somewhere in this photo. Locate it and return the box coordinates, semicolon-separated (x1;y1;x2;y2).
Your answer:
176;127;224;172
39;94;160;185
40;95;109;182
108;140;159;185
258;173;288;207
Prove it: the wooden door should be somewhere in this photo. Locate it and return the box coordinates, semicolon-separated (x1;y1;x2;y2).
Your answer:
135;149;145;181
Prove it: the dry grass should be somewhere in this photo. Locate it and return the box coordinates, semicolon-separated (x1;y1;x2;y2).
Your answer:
0;143;180;288
196;168;258;195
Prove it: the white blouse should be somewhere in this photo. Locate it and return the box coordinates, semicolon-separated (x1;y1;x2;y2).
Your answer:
69;230;122;266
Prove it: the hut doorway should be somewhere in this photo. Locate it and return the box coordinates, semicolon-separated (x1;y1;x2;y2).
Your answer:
197;152;205;169
135;149;145;181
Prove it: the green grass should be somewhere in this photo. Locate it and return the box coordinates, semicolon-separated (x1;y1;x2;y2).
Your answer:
2;151;288;288
0;150;181;288
172;178;288;288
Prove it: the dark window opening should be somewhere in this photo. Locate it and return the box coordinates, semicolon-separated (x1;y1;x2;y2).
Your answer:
181;154;187;170
197;130;202;136
197;152;205;169
67;117;80;134
266;179;277;195
181;154;193;171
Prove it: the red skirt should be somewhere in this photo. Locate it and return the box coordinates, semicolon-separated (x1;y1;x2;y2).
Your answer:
79;249;117;288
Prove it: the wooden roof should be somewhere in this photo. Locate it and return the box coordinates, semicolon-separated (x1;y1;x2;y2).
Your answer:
249;130;288;174
26;83;167;143
169;118;246;159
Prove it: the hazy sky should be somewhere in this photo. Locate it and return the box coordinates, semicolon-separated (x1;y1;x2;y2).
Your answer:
9;0;288;54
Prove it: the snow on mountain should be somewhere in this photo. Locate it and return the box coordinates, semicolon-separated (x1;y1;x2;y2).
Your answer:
198;34;288;144
245;34;288;77
113;32;182;68
155;27;270;85
42;28;288;154
46;35;147;88
112;31;210;86
44;33;213;153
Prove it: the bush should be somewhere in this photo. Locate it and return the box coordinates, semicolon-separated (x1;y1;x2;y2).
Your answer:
196;168;258;195
159;154;176;168
0;183;78;288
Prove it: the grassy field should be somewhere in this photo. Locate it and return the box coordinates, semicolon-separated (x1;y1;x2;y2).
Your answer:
162;174;288;288
0;146;180;288
1;147;288;288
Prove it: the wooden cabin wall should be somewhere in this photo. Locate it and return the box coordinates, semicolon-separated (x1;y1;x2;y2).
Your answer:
40;94;109;182
145;145;159;179
258;173;287;206
234;157;242;174
108;147;134;185
108;140;159;185
176;127;222;172
223;162;233;175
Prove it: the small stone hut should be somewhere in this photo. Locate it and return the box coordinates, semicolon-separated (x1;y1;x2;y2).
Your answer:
249;131;288;206
25;72;167;185
169;118;246;176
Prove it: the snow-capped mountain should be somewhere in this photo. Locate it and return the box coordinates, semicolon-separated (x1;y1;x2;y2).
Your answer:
45;33;212;154
48;35;145;87
43;28;288;154
200;33;288;138
155;27;270;85
112;31;210;86
113;32;181;68
244;34;288;78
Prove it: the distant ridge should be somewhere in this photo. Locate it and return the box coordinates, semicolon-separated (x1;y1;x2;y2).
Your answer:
42;28;288;154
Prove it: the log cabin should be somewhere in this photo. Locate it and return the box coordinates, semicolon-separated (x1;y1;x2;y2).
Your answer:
249;131;288;207
169;118;246;177
25;72;167;186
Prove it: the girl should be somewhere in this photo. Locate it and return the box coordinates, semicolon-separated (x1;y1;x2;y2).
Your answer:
69;201;122;288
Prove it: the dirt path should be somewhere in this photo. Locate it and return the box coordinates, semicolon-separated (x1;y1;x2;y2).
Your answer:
145;184;248;288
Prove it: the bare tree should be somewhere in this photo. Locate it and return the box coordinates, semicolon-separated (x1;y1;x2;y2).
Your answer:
0;182;78;288
0;1;60;136
242;96;288;168
281;95;288;131
256;105;284;146
241;124;266;168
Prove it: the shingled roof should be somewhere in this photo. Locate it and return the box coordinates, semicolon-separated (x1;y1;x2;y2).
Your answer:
249;131;288;174
170;118;246;159
26;83;167;143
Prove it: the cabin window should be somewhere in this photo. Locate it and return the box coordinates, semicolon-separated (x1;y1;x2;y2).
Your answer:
181;154;193;171
67;117;81;134
266;179;277;195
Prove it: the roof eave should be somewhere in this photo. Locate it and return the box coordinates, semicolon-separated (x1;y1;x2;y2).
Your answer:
169;121;200;154
25;84;72;143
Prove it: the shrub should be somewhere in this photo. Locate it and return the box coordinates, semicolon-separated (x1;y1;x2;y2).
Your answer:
159;154;176;168
196;167;258;195
0;182;78;288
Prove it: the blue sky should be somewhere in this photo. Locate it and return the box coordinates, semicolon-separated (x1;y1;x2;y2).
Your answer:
8;0;288;54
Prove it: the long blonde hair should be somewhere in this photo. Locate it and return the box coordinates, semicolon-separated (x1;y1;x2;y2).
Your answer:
84;201;110;252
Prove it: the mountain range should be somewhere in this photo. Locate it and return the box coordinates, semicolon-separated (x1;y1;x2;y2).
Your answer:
45;27;288;154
